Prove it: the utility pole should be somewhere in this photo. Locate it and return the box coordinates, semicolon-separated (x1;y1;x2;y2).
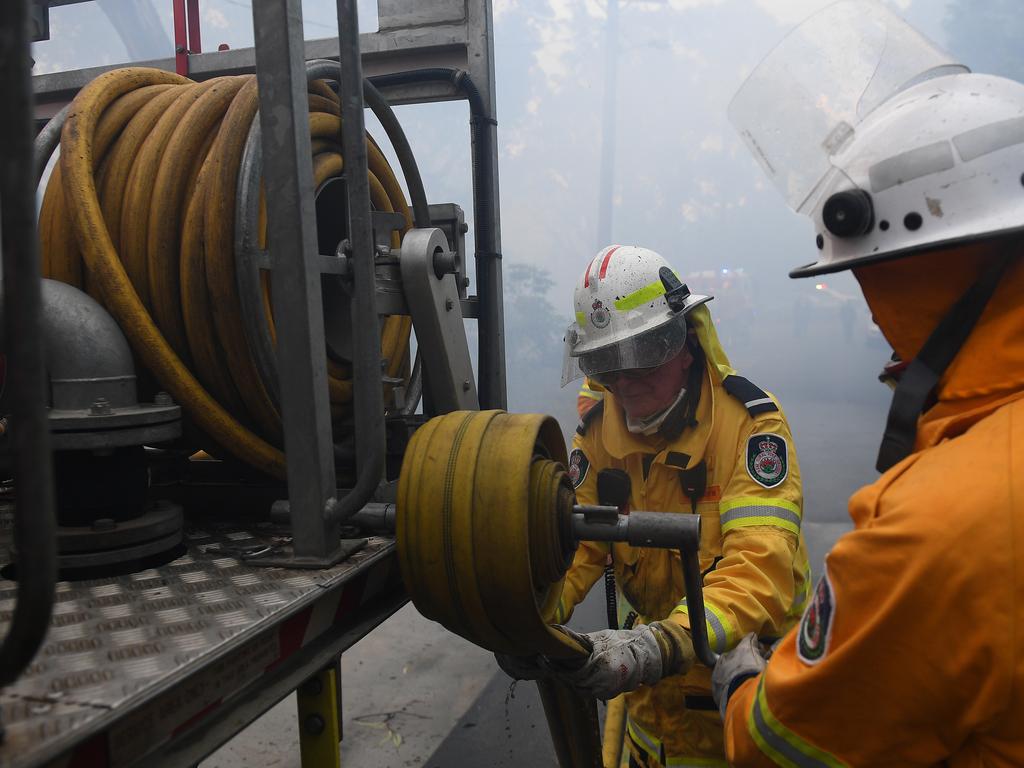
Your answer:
596;0;619;250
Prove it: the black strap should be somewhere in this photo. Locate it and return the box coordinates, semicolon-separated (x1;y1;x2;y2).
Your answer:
597;468;631;508
684;695;719;712
876;251;1016;471
722;374;778;417
576;398;605;436
641;453;657;482
676;460;707;514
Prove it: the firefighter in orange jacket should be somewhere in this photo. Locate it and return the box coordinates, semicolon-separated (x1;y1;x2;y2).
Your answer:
500;244;811;766
710;4;1024;765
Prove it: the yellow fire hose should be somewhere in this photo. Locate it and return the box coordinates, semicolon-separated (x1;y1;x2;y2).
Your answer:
397;410;604;767
41;66;413;477
602;695;627;768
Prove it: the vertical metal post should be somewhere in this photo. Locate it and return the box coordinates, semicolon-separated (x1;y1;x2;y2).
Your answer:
332;0;386;502
252;0;340;562
172;0;188;75
186;0;202;54
469;0;506;410
0;0;56;686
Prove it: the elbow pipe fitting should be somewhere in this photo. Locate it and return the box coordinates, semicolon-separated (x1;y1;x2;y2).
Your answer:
24;279;138;411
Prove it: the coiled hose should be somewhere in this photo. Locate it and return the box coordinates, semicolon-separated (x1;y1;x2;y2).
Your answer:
397;410;603;767
37;66;415;478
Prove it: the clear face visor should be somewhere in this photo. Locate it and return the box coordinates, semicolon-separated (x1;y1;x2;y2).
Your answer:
728;0;967;213
561;317;688;388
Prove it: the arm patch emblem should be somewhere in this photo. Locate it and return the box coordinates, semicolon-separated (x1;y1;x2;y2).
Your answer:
746;433;788;488
567;449;590;489
798;568;836;665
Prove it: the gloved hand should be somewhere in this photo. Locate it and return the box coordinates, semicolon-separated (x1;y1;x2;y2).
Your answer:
494;652;550;682
549;621;696;700
711;632;768;720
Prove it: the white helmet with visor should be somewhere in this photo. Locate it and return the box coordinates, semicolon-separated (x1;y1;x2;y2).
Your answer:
561;245;711;387
725;1;1024;276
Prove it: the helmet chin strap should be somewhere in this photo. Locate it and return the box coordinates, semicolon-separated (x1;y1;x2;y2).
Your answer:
876;249;1016;472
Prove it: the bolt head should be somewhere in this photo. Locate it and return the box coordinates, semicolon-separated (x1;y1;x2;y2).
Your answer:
90;397;112;415
301;678;324;697
304;714;326;736
154;391;174;407
445;298;454;311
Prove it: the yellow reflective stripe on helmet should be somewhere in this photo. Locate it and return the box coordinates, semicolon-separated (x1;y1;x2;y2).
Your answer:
575;310;587;327
614;279;667;312
627;718;729;767
748;676;847;768
671;598;734;653
720;496;802;536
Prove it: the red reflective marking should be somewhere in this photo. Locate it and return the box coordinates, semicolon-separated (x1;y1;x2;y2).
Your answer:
583;253;601;287
172;698;223;737
599;245;621;280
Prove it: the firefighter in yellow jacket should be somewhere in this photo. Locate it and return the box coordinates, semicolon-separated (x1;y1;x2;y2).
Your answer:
710;4;1024;765
500;243;811;766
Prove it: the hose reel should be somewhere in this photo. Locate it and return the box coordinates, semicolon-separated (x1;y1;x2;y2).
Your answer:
397;410;603;767
37;65;416;480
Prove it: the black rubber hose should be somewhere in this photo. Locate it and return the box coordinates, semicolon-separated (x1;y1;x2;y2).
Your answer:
0;0;58;688
369;68;506;410
361;79;431;229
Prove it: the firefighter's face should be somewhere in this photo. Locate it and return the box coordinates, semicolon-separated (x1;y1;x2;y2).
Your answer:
605;347;692;419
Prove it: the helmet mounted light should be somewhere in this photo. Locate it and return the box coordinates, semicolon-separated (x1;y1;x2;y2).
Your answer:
822;189;874;238
659;267;692;313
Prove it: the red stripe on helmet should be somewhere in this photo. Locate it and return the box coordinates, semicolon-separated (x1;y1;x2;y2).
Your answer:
599;245;621;280
583;251;603;288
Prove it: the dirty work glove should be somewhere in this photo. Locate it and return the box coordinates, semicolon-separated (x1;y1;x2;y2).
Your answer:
711;633;768;720
551;622;696;700
494;652;550;682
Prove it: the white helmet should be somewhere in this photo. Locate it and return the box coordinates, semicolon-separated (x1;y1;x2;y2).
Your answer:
561;245;711;386
728;1;1024;276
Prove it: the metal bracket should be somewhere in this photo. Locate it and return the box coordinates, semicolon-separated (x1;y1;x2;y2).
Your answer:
399;228;479;412
297;661;343;768
243;535;367;570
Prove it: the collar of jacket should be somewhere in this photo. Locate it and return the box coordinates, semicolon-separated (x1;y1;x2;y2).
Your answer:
600;365;716;468
860;249;1024;453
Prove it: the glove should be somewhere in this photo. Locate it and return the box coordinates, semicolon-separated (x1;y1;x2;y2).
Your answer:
494;652;550;682
711;632;768;720
549;621;696;700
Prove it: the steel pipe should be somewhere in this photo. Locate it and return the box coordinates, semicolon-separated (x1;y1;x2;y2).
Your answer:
324;0;386;526
0;0;57;688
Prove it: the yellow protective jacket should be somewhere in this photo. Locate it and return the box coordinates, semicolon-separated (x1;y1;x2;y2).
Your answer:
723;255;1024;767
560;308;812;765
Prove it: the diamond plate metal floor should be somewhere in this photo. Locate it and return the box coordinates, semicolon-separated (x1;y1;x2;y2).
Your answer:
0;517;402;768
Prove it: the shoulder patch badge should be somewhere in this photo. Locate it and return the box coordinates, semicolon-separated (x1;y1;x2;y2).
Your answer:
567;449;590;489
798;569;836;665
746;433;788;489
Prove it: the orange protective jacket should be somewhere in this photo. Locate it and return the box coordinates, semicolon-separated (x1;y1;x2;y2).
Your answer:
561;358;811;764
724;256;1024;767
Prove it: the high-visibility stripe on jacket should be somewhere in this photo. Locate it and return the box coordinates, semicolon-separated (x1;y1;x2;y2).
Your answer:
724;391;1024;767
561;365;810;761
